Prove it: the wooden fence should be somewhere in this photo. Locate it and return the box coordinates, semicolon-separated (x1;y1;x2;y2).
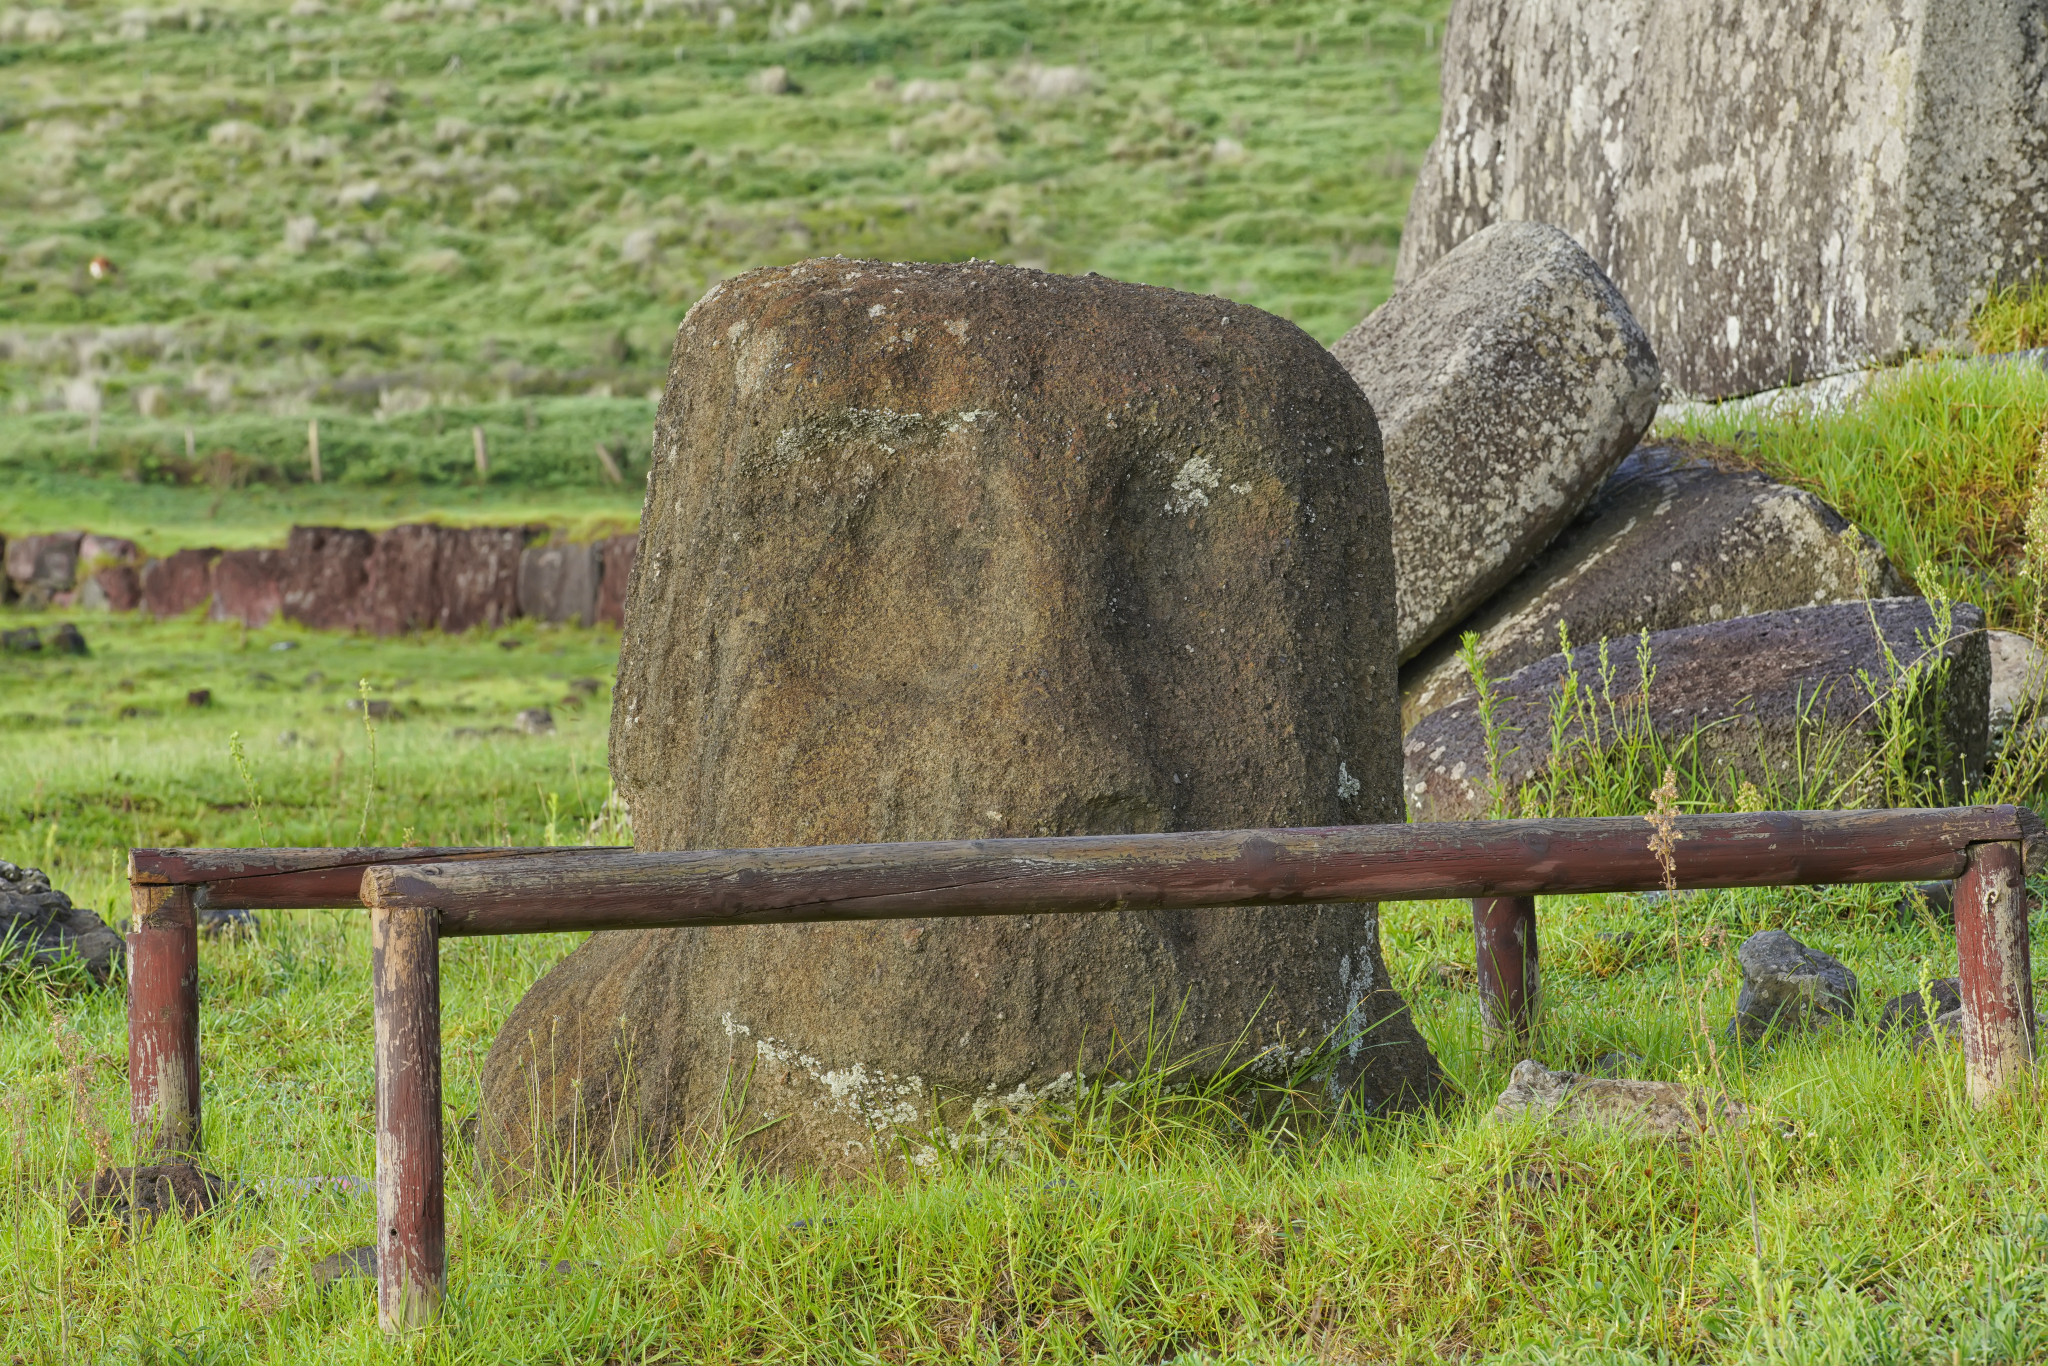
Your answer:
127;805;2041;1331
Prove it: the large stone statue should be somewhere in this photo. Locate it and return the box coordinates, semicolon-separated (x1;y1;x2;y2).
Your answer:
476;259;1445;1178
1401;0;2048;399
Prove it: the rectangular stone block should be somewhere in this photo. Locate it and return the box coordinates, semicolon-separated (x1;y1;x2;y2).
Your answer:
1401;0;2048;399
517;542;603;626
282;526;373;631
360;525;533;636
594;534;637;627
141;549;220;620
212;549;286;627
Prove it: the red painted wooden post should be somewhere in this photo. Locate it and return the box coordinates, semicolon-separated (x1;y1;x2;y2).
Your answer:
128;882;201;1154
1473;895;1539;1047
1955;839;2035;1106
373;903;444;1330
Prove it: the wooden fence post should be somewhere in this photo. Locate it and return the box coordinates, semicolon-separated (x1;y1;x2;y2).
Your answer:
1955;839;2035;1106
1473;895;1539;1048
373;903;445;1330
128;882;201;1154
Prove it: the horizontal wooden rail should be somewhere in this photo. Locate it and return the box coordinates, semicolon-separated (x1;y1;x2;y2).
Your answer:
126;805;2043;1333
129;846;629;910
361;807;2044;935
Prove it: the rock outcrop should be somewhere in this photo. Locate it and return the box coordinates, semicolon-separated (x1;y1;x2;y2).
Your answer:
281;526;373;631
1399;0;2048;399
1404;597;1990;820
141;548;219;619
1331;221;1660;660
359;525;530;635
1400;443;1904;728
211;549;285;627
517;542;603;626
478;259;1445;1179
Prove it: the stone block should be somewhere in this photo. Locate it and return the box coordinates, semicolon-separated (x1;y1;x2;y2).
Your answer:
211;549;286;627
1400;443;1905;728
141;548;219;619
1404;597;1990;819
594;534;637;626
1400;0;2048;399
517;541;603;626
281;526;373;631
1332;221;1660;659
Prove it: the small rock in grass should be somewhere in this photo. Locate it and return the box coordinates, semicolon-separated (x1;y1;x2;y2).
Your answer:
1912;1008;1967;1053
49;622;86;655
517;706;555;735
2;627;41;654
498;638;523;651
186;688;212;708
1488;1059;1746;1141
1726;930;1857;1043
569;676;602;696
347;698;394;719
69;1161;237;1225
1896;881;1956;920
199;906;260;940
277;730;300;748
249;1245;283;1284
311;1244;377;1287
1877;977;1964;1038
270;639;299;652
1431;960;1476;988
1;860;122;981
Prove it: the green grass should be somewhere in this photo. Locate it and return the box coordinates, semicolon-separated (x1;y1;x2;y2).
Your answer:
5;617;2048;1361
1661;345;2048;634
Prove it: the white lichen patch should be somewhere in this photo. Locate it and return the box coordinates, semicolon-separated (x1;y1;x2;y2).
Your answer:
1165;453;1222;514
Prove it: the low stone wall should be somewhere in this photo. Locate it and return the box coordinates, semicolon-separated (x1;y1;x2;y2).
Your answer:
0;524;638;634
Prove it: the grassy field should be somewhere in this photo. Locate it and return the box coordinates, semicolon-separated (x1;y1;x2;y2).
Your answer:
8;609;2048;1362
9;0;2048;1357
2;0;1451;551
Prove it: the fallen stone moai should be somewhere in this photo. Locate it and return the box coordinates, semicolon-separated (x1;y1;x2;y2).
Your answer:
1399;443;1905;729
1332;220;1661;660
1400;0;2048;399
476;258;1447;1180
1403;597;1990;820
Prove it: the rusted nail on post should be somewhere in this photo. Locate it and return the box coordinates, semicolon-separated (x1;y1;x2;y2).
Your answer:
1473;895;1539;1047
1955;839;2034;1106
128;882;201;1154
373;902;444;1330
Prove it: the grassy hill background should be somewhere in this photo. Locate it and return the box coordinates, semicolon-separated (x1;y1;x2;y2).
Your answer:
1;0;1451;548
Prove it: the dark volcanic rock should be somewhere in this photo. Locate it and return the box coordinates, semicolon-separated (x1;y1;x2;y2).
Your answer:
142;548;219;619
49;622;86;655
281;526;373;630
0;859;122;981
478;258;1445;1180
1727;931;1857;1043
1878;977;1964;1039
360;524;531;635
517;541;603;626
1331;221;1660;660
1;627;39;654
211;549;286;627
69;1161;237;1225
594;534;638;627
1400;443;1905;728
1403;598;1990;820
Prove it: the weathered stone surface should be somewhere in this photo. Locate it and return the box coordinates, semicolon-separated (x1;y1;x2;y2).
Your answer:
211;549;286;627
359;524;529;635
1727;931;1858;1043
79;566;143;613
1331;221;1660;659
1987;629;2048;752
594;533;638;626
78;534;140;569
1488;1059;1746;1140
1877;976;1964;1038
517;541;603;626
0;859;121;982
1404;598;1990;820
1400;0;2048;400
1400;443;1905;728
48;622;86;655
142;548;219;619
479;258;1444;1180
5;531;83;606
281;526;373;631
